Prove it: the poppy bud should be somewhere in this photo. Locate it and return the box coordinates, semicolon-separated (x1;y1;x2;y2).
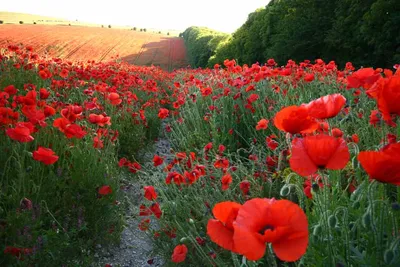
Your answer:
391;202;400;211
280;185;291;196
352;201;360;209
180;237;188;243
26;166;33;172
313;224;322;236
189;218;194;224
328;215;338;228
311;183;320;193
384;249;394;264
362;211;371;229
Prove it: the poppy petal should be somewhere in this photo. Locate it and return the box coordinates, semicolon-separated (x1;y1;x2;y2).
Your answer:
207;219;236;252
233;224;266;261
289;138;318;176
212;201;241;223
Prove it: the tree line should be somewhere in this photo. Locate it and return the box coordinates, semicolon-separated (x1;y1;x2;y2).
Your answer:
182;0;400;68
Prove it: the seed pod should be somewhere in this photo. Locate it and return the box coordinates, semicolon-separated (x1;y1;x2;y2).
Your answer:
313;224;322;236
280;185;291;197
352;200;360;209
391;202;400;211
362;211;371;229
328;215;338;228
384;249;394;264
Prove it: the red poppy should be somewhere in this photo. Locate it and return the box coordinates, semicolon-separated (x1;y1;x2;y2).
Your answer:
150;203;162;219
233;198;308;262
4;85;18;95
221;173;233;190
158;108;169;119
59;69;69;78
239;180;251;195
171;244;188;263
346;68;381;89
98;185;112;195
107;93;122;105
303;73;314;82
331;128;343;137
64;124;87;139
33;147;59;165
368;74;400;124
357;143;400;185
6;123;34;142
214;158;229;169
138;218;151;231
144;186;157;200
200;87;212;97
61;105;83;122
39;88;50;99
351;134;359;143
152;155;163;167
38;68;52;79
256;119;269;130
304;94;346;119
274;106;318;134
289;134;350;177
207;201;242;252
88;114;111;127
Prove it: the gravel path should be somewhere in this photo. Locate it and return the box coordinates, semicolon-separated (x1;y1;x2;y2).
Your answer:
94;131;172;267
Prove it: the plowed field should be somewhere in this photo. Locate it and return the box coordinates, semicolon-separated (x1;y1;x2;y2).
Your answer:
0;24;187;71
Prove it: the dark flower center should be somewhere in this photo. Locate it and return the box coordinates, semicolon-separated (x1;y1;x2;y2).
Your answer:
259;224;275;235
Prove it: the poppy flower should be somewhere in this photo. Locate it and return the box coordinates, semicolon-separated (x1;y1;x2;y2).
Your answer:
171;244;188;263
6;123;34;142
256;119;269;130
304;94;346;119
88;114;111;127
214;158;229;169
274;106;318;134
150;203;162;219
144;186;157;200
303;73;315;82
39;88;50;99
33;147;59;165
64;124;87;139
107;93;122;105
207;201;242;252
152;155;164;167
289;134;350;177
138;218;151;231
368;74;400;124
221;173;233;190
357;143;400;185
98;185;112;195
240;180;251;195
200;87;212;97
59;69;69;78
158;108;169;119
346;68;381;89
233;198;308;262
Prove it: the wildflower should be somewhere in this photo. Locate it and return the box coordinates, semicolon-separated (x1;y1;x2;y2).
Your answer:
207;201;242;252
304;94;346;119
233;198;308;262
256;119;269;130
274;106;318;134
98;185;112;195
33;147;59;165
358;143;400;185
171;244;188;263
289;134;350;177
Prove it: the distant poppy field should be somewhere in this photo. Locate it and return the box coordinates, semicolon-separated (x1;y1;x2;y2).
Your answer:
0;25;187;71
0;42;400;267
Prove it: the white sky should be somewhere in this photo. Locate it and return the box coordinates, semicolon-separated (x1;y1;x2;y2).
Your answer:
0;0;270;33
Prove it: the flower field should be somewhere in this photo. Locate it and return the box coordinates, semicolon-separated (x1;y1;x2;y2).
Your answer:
0;25;187;71
0;42;399;267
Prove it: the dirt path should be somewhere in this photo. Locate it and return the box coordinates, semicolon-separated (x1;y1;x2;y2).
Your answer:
95;125;172;267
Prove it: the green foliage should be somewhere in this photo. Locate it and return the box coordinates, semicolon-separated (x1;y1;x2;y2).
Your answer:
182;26;230;68
184;0;400;68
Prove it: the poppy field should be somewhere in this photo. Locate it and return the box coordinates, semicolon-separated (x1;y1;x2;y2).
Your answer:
0;42;400;267
0;25;187;71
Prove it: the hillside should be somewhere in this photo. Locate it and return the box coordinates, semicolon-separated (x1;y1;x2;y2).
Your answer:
0;24;187;71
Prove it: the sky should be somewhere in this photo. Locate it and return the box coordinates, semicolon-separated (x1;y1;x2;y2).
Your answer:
0;0;270;33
